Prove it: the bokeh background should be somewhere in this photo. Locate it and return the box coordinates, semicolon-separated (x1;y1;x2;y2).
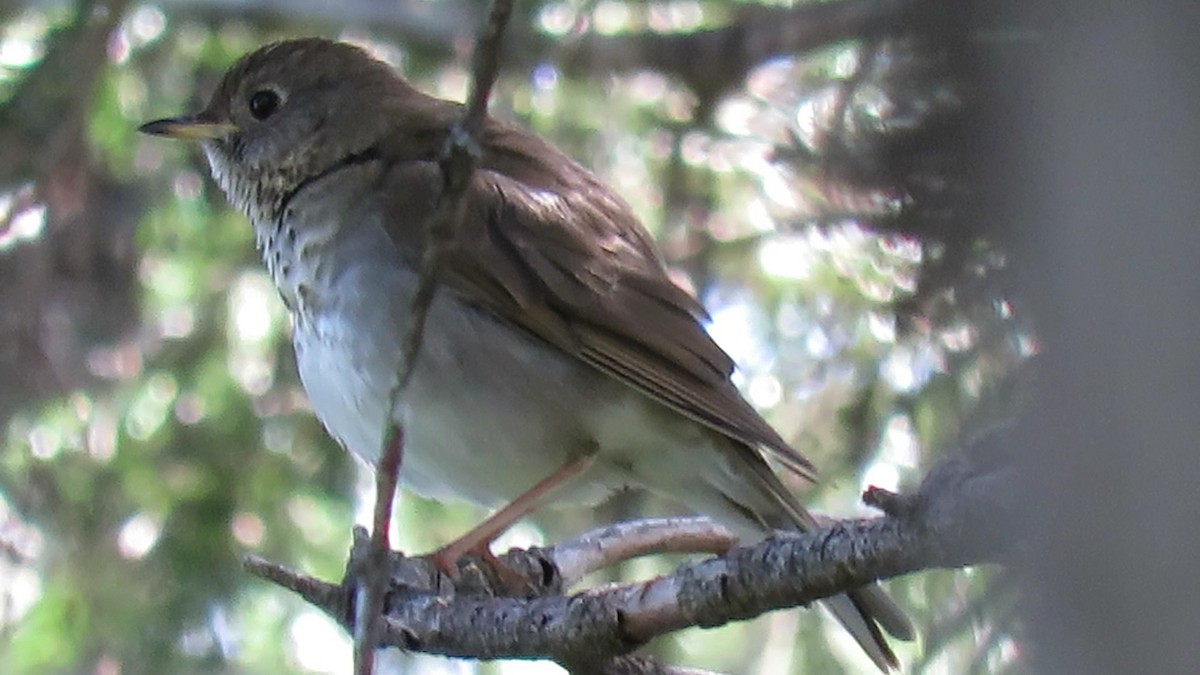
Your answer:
0;1;1051;673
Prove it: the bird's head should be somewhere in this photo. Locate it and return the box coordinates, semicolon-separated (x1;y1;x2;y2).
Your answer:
140;38;432;225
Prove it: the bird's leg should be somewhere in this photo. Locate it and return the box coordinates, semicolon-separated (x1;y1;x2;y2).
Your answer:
431;453;596;582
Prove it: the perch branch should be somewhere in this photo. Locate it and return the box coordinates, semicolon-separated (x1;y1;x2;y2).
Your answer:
247;445;1019;672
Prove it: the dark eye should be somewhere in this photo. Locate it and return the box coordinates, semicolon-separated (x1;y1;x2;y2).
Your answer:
248;89;281;120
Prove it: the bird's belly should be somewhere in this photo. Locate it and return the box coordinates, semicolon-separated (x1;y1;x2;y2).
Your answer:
292;283;624;508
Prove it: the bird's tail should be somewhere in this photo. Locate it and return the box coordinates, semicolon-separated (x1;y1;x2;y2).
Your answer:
644;437;915;670
823;582;913;671
736;452;915;672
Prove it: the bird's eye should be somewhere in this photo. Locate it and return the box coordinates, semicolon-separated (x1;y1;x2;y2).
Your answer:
248;89;281;120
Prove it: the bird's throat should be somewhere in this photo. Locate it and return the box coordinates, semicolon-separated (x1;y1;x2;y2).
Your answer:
277;146;382;221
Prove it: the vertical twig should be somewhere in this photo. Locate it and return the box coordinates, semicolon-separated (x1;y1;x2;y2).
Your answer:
352;2;516;673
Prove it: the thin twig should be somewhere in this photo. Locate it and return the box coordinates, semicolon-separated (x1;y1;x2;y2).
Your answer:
553;516;737;586
352;2;516;674
389;0;512;398
352;427;404;675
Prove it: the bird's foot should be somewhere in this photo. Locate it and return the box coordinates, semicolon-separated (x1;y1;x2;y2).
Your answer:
427;454;596;593
430;540;531;594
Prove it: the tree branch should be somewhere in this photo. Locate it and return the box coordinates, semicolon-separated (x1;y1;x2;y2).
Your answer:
124;0;912;104
554;0;910;106
246;440;1019;672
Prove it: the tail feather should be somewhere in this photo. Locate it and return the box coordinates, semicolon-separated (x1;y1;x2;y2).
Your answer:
855;584;917;641
733;450;915;672
650;439;914;671
826;592;899;671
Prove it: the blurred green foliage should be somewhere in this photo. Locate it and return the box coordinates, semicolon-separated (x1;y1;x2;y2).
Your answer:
0;2;1027;674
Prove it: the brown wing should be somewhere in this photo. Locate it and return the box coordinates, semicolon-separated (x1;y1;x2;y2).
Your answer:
378;115;816;480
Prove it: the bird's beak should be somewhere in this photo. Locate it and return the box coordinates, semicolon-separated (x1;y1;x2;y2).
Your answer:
138;115;237;141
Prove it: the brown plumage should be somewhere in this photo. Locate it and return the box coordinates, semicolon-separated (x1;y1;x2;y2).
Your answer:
140;38;913;670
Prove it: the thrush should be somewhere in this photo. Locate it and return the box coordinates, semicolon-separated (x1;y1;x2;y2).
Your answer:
140;38;913;669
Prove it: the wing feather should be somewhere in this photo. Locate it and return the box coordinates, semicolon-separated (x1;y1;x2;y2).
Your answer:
378;115;816;480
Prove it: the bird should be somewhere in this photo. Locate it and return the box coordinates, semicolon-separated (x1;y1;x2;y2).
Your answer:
140;38;913;670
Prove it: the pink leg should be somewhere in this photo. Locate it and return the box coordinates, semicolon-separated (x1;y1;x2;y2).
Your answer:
431;454;596;577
